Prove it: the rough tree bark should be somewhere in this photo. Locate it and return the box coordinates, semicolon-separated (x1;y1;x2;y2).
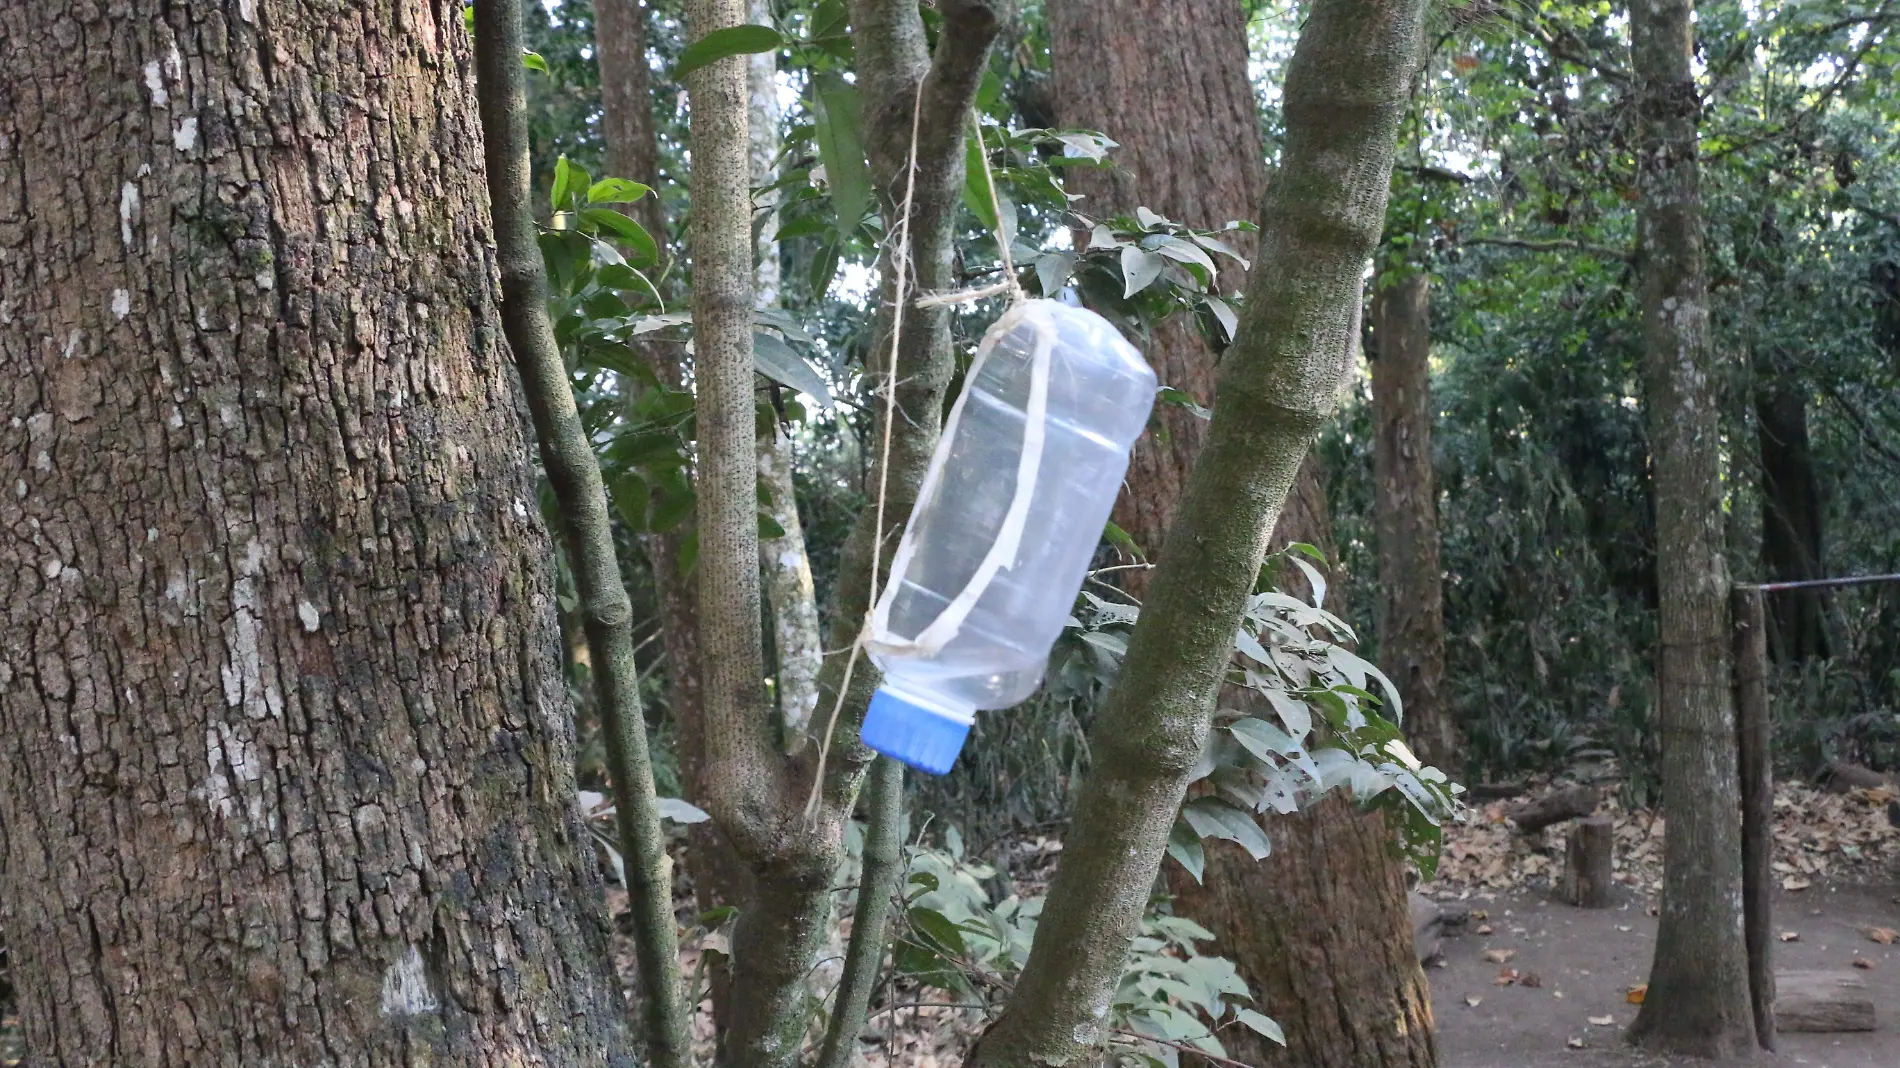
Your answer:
1047;4;1436;1066
973;0;1427;1063
1625;0;1758;1057
1371;271;1458;772
0;2;635;1064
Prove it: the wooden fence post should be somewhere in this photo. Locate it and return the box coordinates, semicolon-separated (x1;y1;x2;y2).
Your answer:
1733;584;1776;1052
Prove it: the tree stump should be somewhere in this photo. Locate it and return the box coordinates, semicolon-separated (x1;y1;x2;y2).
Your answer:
1506;783;1599;834
1563;816;1615;908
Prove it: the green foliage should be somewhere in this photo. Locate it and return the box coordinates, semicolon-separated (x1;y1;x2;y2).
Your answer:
891;831;1285;1066
675;23;785;79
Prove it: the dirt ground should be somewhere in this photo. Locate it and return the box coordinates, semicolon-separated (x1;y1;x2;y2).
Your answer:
1430;880;1900;1068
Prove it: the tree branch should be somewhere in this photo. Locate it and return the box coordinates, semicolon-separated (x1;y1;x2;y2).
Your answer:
814;757;905;1068
1818;381;1900;469
1465;235;1631;260
472;4;689;1065
970;0;1425;1061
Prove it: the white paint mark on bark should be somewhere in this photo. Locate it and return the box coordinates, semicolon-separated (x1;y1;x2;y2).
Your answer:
172;117;198;153
143;62;169;107
112;290;131;319
119;182;141;248
62;328;82;358
380;946;438;1016
298;600;320;632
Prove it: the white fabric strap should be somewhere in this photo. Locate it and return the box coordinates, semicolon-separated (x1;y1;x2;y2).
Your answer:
868;300;1056;658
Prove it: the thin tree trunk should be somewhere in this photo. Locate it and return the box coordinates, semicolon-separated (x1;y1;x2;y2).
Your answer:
746;11;826;738
972;0;1426;1062
1755;352;1828;661
476;0;689;1062
0;3;635;1064
1045;5;1435;1066
1625;0;1757;1057
1371;272;1458;770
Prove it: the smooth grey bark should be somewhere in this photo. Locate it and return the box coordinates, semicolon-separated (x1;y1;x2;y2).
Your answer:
970;0;1425;1062
1624;0;1758;1058
0;1;635;1063
814;756;904;1068
474;3;689;1064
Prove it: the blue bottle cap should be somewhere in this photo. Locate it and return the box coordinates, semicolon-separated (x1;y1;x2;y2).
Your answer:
860;686;974;776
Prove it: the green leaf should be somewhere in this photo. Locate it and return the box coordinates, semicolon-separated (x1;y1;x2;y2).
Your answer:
611;471;651;532
752;331;835;407
1103;520;1143;559
521;51;548;73
579;209;659;268
587;177;653;204
1235;1007;1286;1046
907;906;967;956
657;797;711;823
1181;797;1271;860
676;528;700;578
1035;251;1076;295
808;233;841;297
551;156;589;213
758;511;786;539
675;24;784;80
1121;245;1164;298
1156;386;1211;420
1203;295;1239;341
963;124;1016;248
1228;717;1299;762
811;76;869;229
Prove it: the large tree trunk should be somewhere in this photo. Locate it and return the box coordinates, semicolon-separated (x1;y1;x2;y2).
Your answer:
1371;273;1458;770
1047;4;1435;1066
0;3;634;1065
1754;352;1828;661
1625;0;1757;1057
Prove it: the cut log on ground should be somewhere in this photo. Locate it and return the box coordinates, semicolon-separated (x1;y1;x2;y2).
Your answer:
1410;891;1444;963
1774;971;1876;1033
1562;815;1614;908
1505;784;1599;834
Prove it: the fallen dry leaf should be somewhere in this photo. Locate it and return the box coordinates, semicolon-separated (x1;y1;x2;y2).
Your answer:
1626;984;1648;1005
1588;1015;1615;1026
1778;931;1801;942
1465;994;1484;1008
1782;876;1812;891
1567;1037;1586;1049
1853;957;1874;970
1482;948;1517;964
1475;923;1495;936
1522;972;1544;988
1865;927;1897;945
1494;968;1520;986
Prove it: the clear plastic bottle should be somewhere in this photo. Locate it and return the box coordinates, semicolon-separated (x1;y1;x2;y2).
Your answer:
860;299;1157;774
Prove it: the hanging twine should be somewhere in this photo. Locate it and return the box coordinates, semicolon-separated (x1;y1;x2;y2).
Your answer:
915;114;1026;310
